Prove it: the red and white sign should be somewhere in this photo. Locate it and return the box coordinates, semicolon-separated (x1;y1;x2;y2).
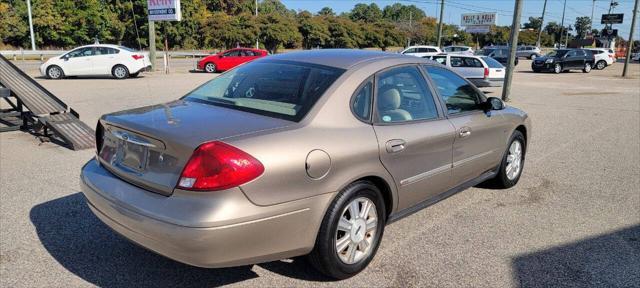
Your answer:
461;13;497;26
148;0;181;21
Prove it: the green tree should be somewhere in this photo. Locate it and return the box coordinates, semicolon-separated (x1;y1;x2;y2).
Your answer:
257;12;301;53
523;16;543;30
574;16;592;39
202;11;257;49
382;3;426;22
325;16;363;48
317;7;335;16
297;11;330;49
349;3;382;23
0;2;28;48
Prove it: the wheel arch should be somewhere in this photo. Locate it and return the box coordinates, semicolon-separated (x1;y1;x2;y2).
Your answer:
46;64;65;76
515;124;527;147
351;176;394;220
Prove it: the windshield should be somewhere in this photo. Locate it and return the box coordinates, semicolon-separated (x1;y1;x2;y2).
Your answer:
547;50;568;58
481;56;504;68
183;61;344;122
481;49;495;56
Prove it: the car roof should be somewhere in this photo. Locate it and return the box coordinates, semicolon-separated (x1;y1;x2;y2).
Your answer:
264;49;410;69
405;45;439;48
77;44;123;49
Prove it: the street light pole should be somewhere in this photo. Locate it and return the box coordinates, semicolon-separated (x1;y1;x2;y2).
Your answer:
26;0;36;50
437;0;445;48
591;0;596;31
622;0;639;77
502;0;523;102
536;0;548;47
560;0;567;47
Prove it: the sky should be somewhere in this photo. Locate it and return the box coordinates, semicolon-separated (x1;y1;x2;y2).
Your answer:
281;0;639;40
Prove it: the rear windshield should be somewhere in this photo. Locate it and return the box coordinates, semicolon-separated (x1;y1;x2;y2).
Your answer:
184;61;344;122
481;56;504;68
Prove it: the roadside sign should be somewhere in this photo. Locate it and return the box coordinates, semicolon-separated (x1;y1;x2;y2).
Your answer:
466;25;491;33
148;0;181;21
461;13;497;26
601;13;623;24
602;28;618;37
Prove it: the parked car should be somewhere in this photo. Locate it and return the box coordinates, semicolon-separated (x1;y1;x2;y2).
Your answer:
532;49;595;73
516;45;542;59
586;48;615;70
480;48;519;66
197;48;268;73
443;46;474;55
40;44;150;79
82;49;530;279
400;45;442;58
428;54;504;87
633;52;640;61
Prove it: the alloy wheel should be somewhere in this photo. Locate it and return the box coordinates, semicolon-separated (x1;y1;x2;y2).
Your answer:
205;63;216;73
584;63;592;72
335;197;378;265
506;140;523;180
597;61;606;70
48;67;61;79
114;66;127;78
554;64;562;74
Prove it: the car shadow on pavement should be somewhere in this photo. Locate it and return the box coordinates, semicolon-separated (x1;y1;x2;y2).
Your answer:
30;193;262;287
511;225;640;287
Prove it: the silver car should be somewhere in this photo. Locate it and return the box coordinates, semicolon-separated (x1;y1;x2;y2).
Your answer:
81;49;531;279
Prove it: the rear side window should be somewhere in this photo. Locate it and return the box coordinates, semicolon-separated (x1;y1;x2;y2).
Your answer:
425;66;483;115
185;61;344;122
451;57;483;68
432;56;447;65
481;56;504;68
375;66;438;123
352;79;373;121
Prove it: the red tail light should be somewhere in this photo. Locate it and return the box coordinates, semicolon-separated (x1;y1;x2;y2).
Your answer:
484;67;489;79
177;141;264;191
132;54;144;60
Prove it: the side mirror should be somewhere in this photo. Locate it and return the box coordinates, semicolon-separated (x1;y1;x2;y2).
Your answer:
484;97;505;111
61;55;69;61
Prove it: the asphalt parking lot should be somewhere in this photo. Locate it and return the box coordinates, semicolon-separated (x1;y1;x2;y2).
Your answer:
1;59;639;287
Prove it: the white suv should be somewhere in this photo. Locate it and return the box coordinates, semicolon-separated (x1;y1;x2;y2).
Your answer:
400;46;442;58
443;46;475;55
428;54;505;87
586;48;615;70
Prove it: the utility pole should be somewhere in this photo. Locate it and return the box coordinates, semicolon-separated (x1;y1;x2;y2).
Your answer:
536;0;548;47
502;0;523;102
26;0;36;50
591;0;596;31
437;0;445;48
560;0;567;47
408;11;413;47
255;0;259;49
622;0;638;77
149;20;156;70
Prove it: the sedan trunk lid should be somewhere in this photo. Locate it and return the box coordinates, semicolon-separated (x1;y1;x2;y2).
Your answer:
97;100;291;195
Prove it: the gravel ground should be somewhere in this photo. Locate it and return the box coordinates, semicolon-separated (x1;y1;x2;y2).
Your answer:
1;59;639;288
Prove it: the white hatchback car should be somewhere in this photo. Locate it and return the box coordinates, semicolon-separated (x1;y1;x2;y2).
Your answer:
400;45;442;58
40;44;150;79
586;48;615;70
429;54;504;87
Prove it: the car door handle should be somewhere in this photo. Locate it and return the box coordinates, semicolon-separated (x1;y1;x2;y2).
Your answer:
386;139;406;153
459;127;472;138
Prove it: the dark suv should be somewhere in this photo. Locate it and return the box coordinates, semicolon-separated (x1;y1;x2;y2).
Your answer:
532;49;595;73
480;48;519;66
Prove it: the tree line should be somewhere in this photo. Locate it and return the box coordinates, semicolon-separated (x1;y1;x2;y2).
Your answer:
0;0;599;52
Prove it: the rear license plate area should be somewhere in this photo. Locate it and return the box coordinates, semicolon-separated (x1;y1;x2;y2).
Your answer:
116;140;149;173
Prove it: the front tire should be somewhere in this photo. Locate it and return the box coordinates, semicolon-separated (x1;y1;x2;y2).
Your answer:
112;65;129;79
595;60;606;70
204;62;217;73
493;130;526;188
308;181;386;279
582;62;592;73
46;65;64;79
554;63;562;74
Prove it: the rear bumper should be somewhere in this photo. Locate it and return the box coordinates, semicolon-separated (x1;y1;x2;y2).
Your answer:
470;78;503;87
134;65;152;74
80;159;334;268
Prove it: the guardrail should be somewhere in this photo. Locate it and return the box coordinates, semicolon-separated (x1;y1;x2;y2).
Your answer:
0;49;212;60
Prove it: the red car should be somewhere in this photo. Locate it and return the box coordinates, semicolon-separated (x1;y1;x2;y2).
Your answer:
198;48;268;73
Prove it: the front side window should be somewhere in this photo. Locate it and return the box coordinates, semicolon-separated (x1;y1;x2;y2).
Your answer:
375;66;438;123
223;50;241;57
184;61;343;121
66;47;93;58
352;79;373;121
425;66;483;115
403;48;416;54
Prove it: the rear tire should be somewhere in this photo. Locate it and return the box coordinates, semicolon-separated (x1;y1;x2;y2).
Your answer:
112;65;129;79
308;181;386;279
595;60;606;70
582;62;592;73
46;65;64;79
530;54;538;60
493;130;526;188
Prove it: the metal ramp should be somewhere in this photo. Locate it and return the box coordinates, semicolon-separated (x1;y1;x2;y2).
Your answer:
0;54;95;150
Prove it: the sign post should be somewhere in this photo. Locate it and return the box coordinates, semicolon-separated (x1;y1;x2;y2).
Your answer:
147;0;181;73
